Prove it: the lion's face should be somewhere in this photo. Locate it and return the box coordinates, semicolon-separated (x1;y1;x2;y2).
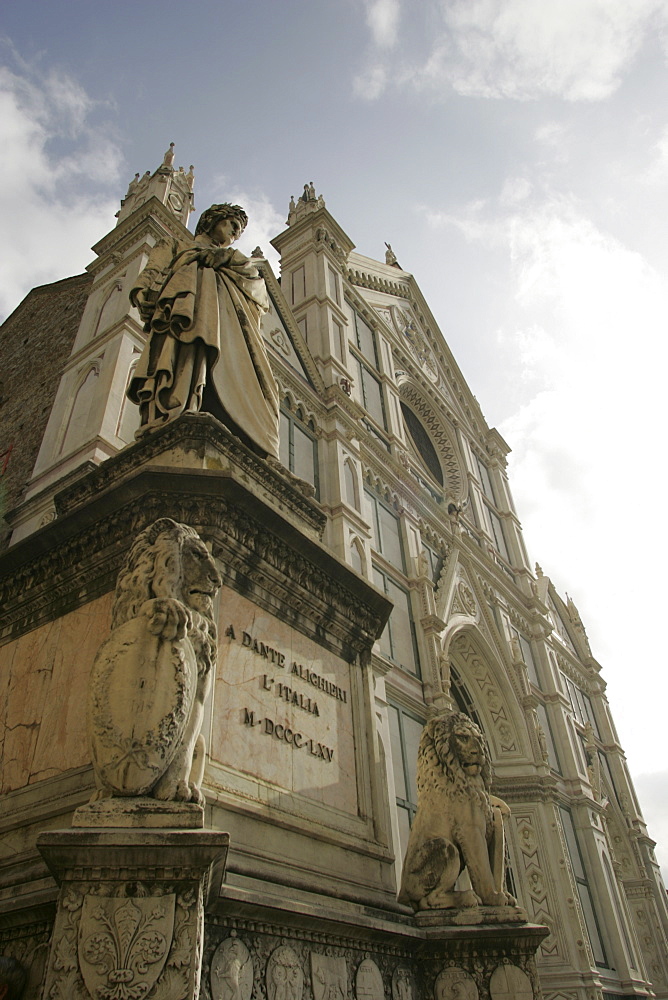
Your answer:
180;536;222;619
450;724;486;778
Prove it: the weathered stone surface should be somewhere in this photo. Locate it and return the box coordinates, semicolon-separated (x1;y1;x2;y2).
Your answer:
129;203;280;458
266;945;303;1000
88;519;221;806
0;273;92;550
399;712;516;914
72;798;204;829
0;595;112;795
414;905;528;927
37;828;228;1000
210;935;253;1000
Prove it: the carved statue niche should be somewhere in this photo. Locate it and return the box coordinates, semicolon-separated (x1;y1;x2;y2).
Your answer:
88;518;221;805
398;711;515;911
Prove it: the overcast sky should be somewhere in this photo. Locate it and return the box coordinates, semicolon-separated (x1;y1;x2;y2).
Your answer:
1;0;667;877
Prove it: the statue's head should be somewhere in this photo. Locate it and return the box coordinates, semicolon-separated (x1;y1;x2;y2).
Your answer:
427;710;493;791
195;202;248;242
112;518;222;629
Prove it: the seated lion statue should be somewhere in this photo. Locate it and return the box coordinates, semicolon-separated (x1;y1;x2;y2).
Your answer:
398;710;515;910
88;518;221;805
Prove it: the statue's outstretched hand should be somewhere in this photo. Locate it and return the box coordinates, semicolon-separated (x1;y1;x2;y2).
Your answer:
139;597;192;640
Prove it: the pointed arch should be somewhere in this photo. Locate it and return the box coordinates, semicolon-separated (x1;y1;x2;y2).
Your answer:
58;357;104;455
349;534;365;576
343;456;360;511
93;279;125;339
444;623;528;761
396;375;468;503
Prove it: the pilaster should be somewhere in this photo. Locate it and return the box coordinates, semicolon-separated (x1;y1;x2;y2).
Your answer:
37;827;228;1000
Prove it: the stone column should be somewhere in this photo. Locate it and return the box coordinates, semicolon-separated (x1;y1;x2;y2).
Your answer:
37;826;228;1000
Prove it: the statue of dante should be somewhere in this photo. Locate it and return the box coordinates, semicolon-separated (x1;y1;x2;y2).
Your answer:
128;203;280;458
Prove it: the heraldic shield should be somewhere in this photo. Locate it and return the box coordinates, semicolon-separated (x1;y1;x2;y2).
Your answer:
78;894;175;999
310;955;347;1000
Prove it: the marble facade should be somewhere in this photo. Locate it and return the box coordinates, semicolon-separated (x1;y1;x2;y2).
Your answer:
1;147;667;1000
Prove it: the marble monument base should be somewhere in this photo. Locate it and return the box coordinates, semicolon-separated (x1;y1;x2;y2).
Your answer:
415;914;548;1000
72;797;205;829
37;827;229;1000
414;902;529;927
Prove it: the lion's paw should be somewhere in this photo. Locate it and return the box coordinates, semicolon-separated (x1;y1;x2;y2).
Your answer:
141;597;192;640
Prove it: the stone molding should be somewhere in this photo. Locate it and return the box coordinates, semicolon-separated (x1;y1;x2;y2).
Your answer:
53;413;326;532
0;421;390;658
347;267;410;299
203;913;548;1000
37;828;228;1000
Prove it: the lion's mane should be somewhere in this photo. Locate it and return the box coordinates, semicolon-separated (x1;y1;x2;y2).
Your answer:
112;517;217;671
418;711;493;822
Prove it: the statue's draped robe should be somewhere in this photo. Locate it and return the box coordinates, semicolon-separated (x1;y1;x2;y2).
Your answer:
129;235;280;458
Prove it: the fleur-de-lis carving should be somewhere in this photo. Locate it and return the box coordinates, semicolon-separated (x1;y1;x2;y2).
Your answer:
79;896;175;1000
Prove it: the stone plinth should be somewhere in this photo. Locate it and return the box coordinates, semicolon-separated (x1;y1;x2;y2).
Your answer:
72;798;205;829
414;903;529;927
415;916;549;1000
37;828;228;1000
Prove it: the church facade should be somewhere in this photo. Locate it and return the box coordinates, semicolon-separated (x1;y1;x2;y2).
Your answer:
1;151;667;1000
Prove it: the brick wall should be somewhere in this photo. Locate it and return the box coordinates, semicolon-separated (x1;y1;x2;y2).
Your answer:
0;273;93;547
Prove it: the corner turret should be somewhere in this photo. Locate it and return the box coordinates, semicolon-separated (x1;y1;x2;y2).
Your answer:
116;142;195;228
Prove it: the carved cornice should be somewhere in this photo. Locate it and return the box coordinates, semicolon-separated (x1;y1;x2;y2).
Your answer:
0;420;391;658
54;414;325;534
346;267;411;299
493;773;560;803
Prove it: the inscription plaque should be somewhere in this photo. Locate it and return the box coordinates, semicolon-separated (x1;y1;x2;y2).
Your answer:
211;589;358;814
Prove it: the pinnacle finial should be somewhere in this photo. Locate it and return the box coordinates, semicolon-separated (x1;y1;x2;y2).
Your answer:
163;142;175;167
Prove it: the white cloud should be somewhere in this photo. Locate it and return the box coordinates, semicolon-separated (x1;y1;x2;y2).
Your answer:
358;0;668;101
427;188;668;794
353;61;389;100
643;123;668;183
364;0;401;49
214;184;285;272
439;0;665;100
352;0;400;98
500;207;668;780
0;61;122;321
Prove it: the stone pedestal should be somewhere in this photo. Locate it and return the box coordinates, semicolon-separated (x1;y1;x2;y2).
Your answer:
37;828;228;1000
416;915;549;1000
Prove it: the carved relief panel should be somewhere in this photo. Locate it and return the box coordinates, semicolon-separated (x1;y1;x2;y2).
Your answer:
311;953;347;1000
355;958;384;1000
434;967;479;1000
489;962;533;999
267;946;304;1000
210;936;254;1000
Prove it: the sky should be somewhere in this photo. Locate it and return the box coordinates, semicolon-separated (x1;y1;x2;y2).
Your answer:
1;0;667;876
